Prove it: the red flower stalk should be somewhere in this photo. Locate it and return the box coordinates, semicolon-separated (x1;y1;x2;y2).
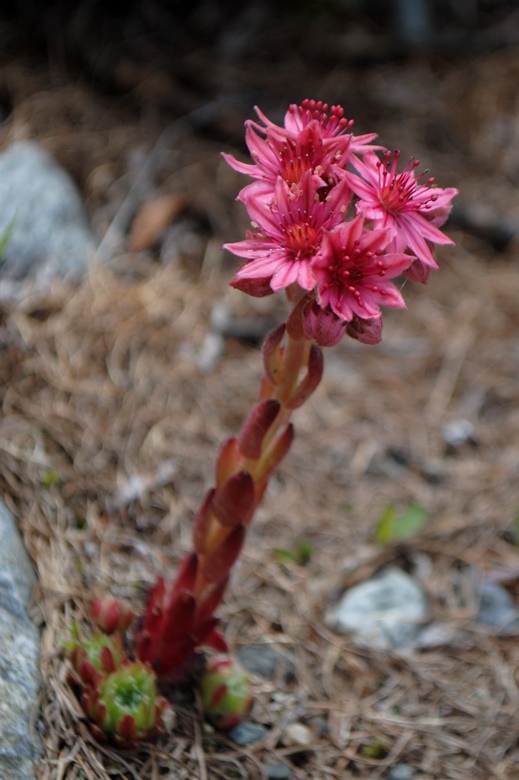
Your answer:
135;99;457;681
136;315;321;679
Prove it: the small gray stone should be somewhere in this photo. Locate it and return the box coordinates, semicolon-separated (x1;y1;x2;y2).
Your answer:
387;763;417;780
328;567;428;653
442;418;476;448
476;581;519;636
265;760;291;779
228;721;268;746
237;644;296;683
0;141;96;292
0;500;42;779
237;644;279;679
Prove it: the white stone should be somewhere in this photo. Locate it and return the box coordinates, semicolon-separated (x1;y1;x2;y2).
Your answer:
327;566;428;653
281;722;314;747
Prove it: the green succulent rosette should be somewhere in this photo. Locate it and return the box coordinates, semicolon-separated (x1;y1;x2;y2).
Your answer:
65;623;126;685
199;655;252;730
82;661;170;747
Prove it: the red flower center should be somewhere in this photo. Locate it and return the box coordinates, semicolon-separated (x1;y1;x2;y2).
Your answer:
377;151;436;215
278;141;315;185
285;222;319;259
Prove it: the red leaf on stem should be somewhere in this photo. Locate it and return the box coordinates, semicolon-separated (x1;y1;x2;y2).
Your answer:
202;524;246;582
284;344;324;409
212;471;255;528
215;437;242;486
193;490;214;554
238;399;280;459
258;423;294;480
262;323;286;385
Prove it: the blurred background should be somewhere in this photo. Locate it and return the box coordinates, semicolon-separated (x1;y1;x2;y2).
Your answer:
1;0;519;248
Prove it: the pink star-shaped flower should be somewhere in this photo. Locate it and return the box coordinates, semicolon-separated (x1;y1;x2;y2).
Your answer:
224;171;351;294
347;151;458;273
311;215;414;321
223;100;379;191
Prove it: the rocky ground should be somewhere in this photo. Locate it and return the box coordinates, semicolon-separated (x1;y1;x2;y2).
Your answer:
0;4;519;779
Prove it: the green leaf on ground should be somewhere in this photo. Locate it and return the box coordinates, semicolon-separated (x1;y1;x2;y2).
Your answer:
273;539;314;566
375;503;428;545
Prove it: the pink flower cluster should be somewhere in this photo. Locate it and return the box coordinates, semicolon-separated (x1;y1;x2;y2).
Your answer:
224;99;457;345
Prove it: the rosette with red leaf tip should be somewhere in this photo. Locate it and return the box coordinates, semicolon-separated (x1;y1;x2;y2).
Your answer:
82;661;171;748
199;655;252;730
65;623;125;686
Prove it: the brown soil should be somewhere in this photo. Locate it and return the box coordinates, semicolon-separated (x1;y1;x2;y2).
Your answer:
0;11;519;780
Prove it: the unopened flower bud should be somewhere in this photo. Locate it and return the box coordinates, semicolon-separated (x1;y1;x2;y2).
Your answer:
301;300;346;347
230;273;274;297
345;314;383;345
91;598;135;635
199;655;252;730
404;257;432;284
286;294;312;341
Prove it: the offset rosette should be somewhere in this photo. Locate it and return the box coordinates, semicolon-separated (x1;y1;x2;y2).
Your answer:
199;655;252;731
82;661;171;747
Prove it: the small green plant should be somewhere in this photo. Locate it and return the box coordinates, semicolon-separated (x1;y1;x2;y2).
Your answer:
375;503;428;545
63;600;170;747
273;539;314;565
41;468;62;489
360;736;388;759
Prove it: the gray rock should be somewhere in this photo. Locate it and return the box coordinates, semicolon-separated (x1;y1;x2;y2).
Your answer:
387;763;417;780
327;567;428;653
228;721;268;746
0;499;42;779
237;643;296;683
0;141;96;293
237;644;279;679
265;761;291;779
476;581;519;636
